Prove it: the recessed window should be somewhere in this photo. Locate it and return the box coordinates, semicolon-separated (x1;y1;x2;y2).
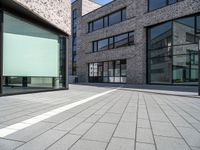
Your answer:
148;0;183;11
88;8;126;32
93;18;104;31
197;15;200;33
98;39;109;51
92;31;134;52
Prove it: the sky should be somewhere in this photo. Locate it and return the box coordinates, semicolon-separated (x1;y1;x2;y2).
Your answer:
71;0;113;5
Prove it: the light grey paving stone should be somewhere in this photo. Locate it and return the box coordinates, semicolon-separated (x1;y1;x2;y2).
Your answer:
136;142;156;150
48;134;81;150
99;113;121;124
124;106;137;113
192;123;200;132
2;115;33;126
70;122;93;135
54;117;85;132
70;139;107;150
155;136;190;150
0;138;24;150
149;113;170;122
151;121;181;138
177;127;200;147
83;123;116;142
76;109;97;118
6;122;56;142
107;137;134;150
43;111;75;124
121;113;137;122
114;122;136;139
191;146;200;150
168;116;191;128
16;129;66;150
137;119;151;129
137;128;154;144
85;114;102;123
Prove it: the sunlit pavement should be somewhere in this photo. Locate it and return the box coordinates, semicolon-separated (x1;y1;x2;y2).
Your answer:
0;84;199;150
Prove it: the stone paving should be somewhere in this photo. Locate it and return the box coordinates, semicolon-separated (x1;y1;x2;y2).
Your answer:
0;84;199;150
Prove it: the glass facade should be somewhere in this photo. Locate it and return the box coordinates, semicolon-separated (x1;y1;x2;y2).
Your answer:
148;0;183;11
72;9;78;75
89;60;127;83
88;8;126;32
92;31;134;52
1;12;67;95
147;15;200;85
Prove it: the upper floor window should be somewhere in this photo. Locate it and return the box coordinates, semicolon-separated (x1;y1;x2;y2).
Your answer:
148;0;183;11
88;8;126;32
92;31;134;52
197;15;200;33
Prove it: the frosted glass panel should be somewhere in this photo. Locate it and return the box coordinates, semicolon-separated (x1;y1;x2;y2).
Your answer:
3;13;59;77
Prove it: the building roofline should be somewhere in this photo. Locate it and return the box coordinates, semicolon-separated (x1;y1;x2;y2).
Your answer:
1;0;69;36
82;0;115;17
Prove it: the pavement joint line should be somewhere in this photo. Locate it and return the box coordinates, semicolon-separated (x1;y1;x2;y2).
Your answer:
0;88;118;138
66;92;125;150
14;90;119;149
151;94;193;150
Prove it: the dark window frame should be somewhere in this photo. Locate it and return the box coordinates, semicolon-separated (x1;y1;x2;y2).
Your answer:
148;0;183;12
88;8;126;33
92;31;134;53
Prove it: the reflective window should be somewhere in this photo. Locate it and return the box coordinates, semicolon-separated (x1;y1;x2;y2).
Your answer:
148;22;172;49
88;8;126;32
109;11;122;26
93;18;104;31
92;31;134;52
147;15;199;85
197;15;200;33
115;33;129;48
89;60;127;83
173;17;195;45
148;0;183;11
98;39;109;51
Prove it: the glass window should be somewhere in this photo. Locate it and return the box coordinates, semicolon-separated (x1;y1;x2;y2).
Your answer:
149;0;167;11
197;15;200;33
88;22;93;32
72;9;77;19
173;44;198;55
109;11;122;26
149;57;172;83
3;12;66;94
103;62;109;76
173;17;195;45
93;41;98;52
128;32;134;45
93;18;104;31
148;22;172;49
104;16;108;27
109;37;114;49
115;33;129;48
98;39;109;51
122;9;126;21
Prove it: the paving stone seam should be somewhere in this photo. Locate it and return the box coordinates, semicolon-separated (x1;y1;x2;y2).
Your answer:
66;92;126;150
10;91;119;149
151;94;193;150
45;91;122;150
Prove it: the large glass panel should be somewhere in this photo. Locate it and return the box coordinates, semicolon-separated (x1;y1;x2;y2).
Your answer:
3;12;65;94
93;18;104;31
149;57;172;83
149;0;167;11
173;44;198;55
148;22;172;49
173;17;195;45
149;47;172;58
109;11;122;26
109;61;114;82
122;9;126;21
197;15;200;33
114;33;129;48
98;39;109;51
173;52;198;84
